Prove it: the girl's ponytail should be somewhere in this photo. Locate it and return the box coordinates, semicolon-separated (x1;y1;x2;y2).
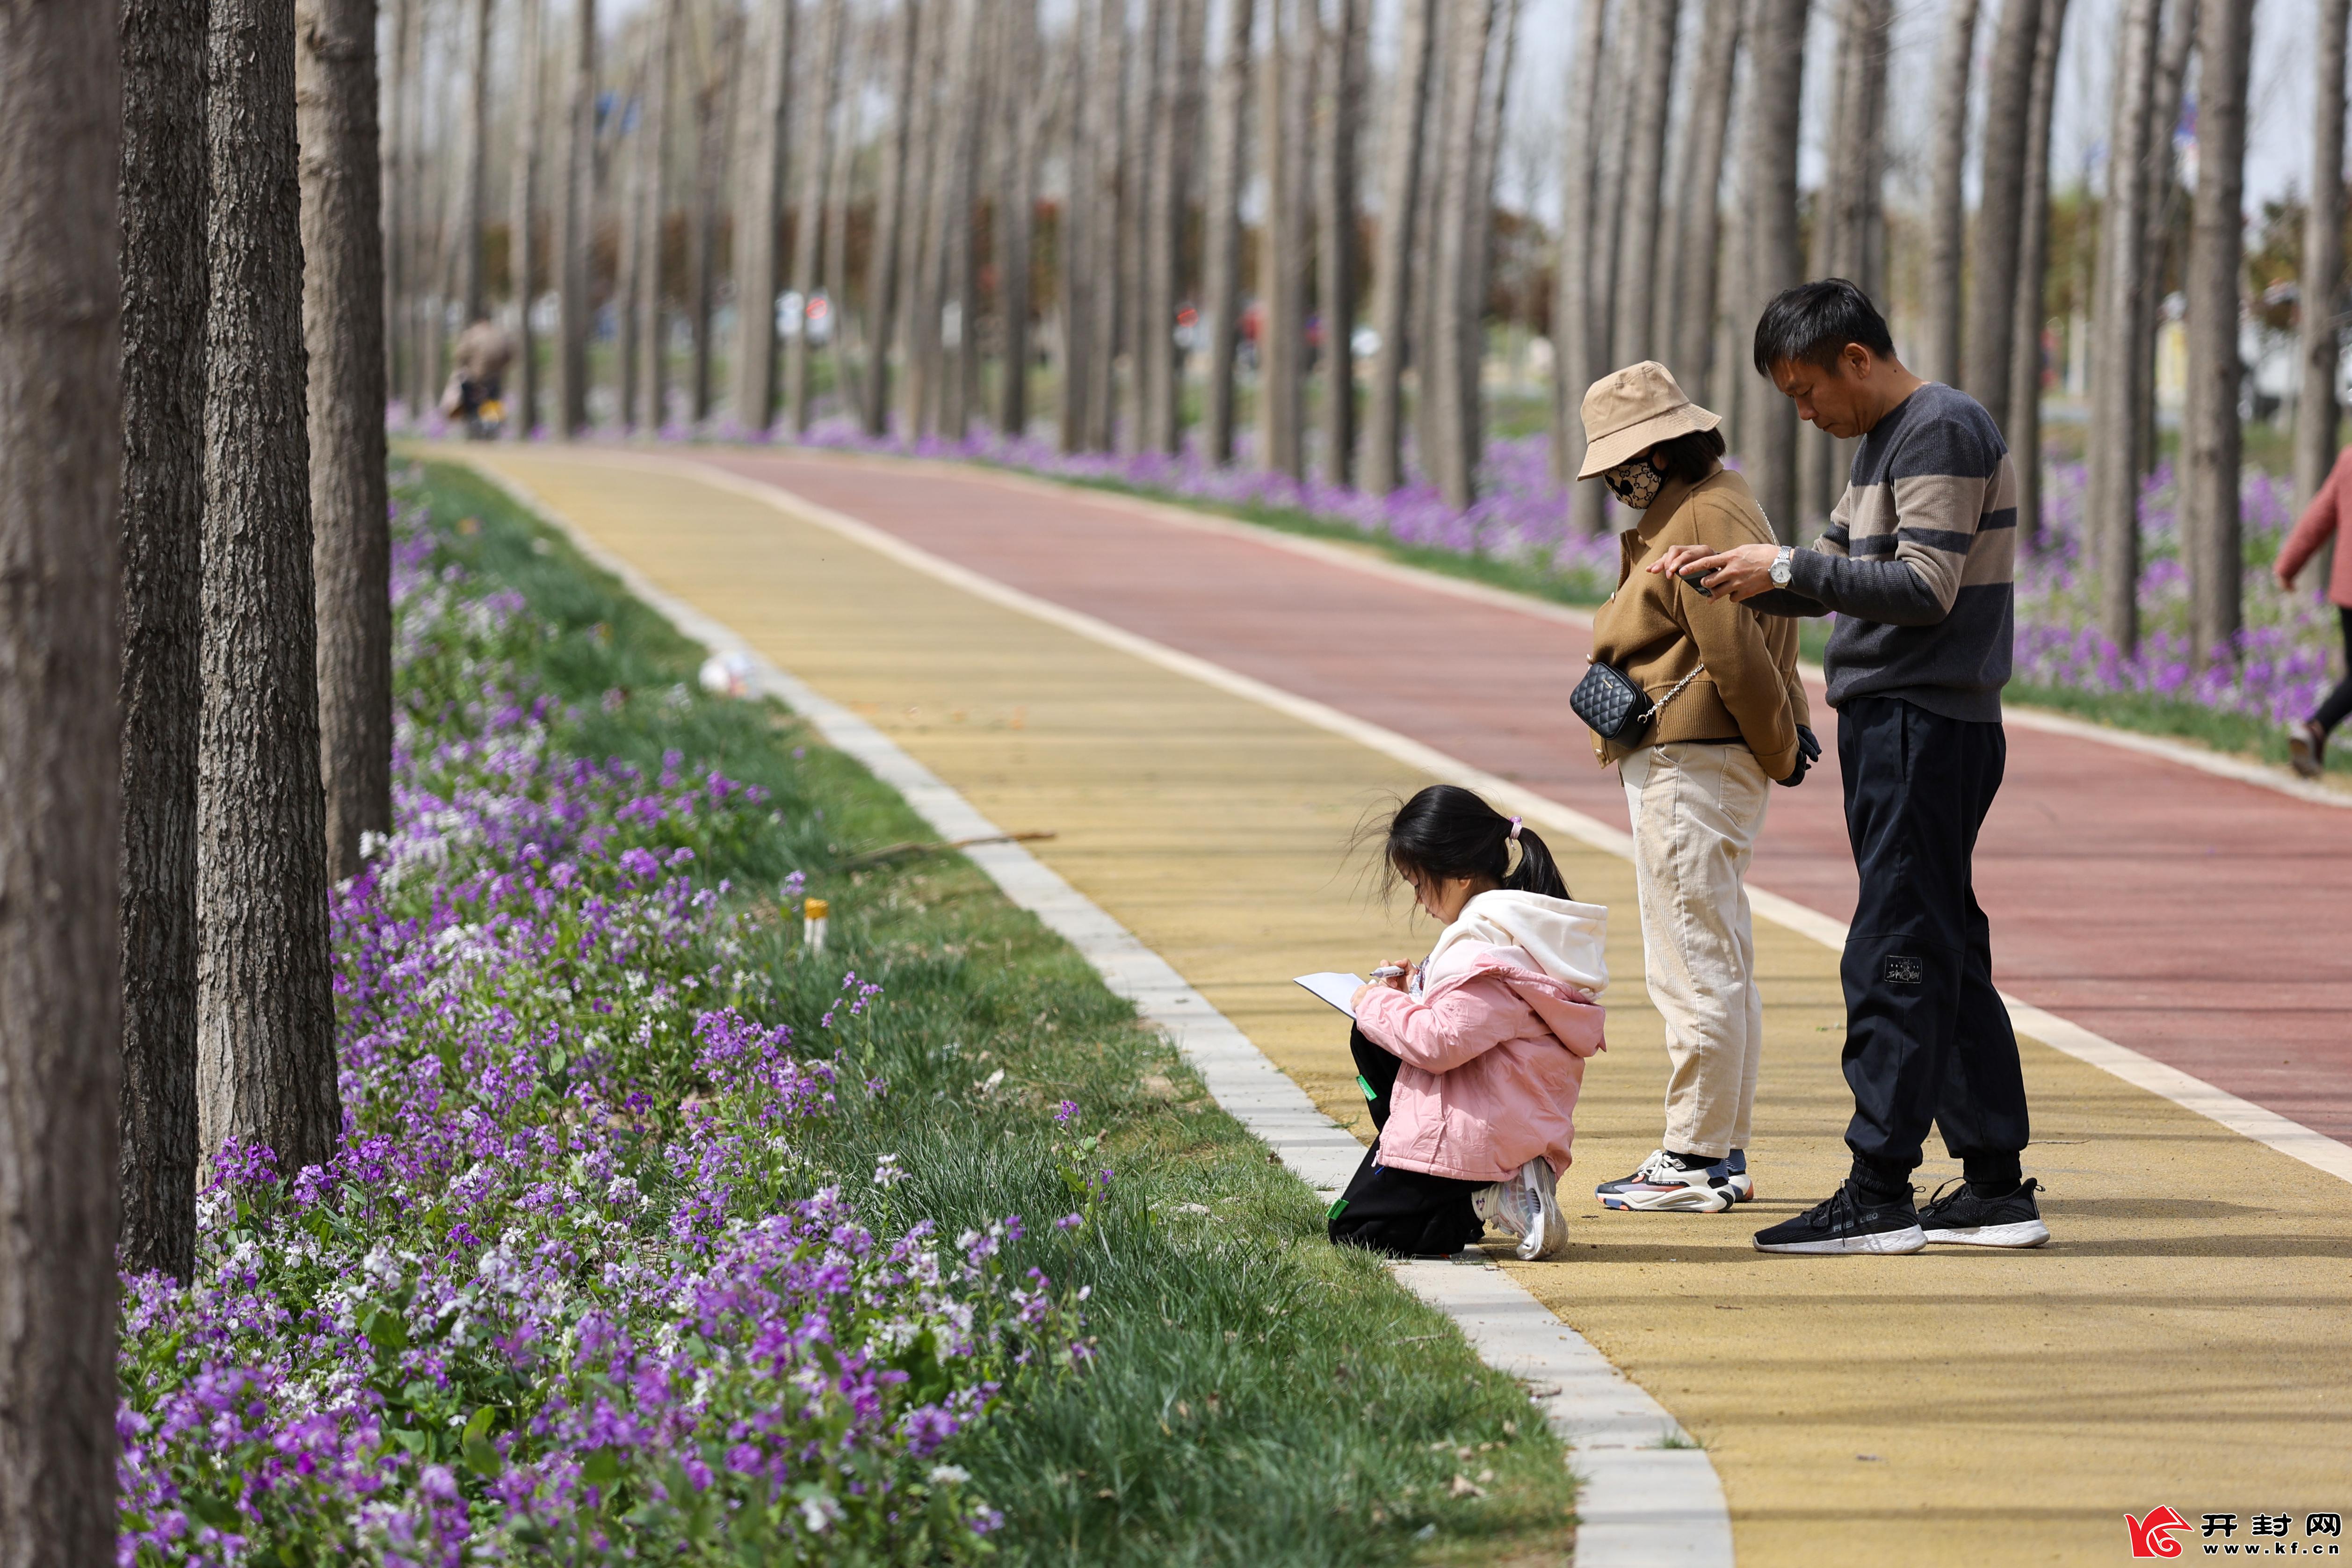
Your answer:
1377;784;1572;901
1502;820;1570;900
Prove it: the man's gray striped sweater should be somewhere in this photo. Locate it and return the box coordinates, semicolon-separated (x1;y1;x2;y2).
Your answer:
1758;381;2015;723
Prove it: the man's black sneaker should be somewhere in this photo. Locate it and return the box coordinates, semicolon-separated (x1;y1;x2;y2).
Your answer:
1751;1181;1925;1255
1918;1178;2049;1248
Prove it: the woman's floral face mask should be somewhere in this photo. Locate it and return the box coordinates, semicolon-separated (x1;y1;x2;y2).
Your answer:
1603;457;1664;510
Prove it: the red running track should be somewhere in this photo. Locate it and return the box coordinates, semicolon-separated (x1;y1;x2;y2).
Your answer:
697;451;2352;1146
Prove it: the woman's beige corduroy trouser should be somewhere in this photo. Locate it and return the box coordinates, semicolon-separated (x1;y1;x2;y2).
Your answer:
1619;741;1772;1160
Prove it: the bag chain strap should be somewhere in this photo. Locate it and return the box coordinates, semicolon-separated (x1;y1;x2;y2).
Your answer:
1640;663;1706;723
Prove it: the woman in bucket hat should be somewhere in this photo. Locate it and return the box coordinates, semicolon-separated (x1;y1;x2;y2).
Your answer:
1577;361;1819;1215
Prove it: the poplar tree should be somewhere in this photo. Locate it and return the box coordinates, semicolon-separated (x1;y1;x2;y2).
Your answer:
2179;0;2252;664
119;0;210;1284
201;0;342;1180
0;3;124;1554
2296;0;2352;511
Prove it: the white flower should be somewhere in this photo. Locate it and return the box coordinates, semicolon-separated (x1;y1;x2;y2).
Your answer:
927;1464;970;1487
871;1154;907;1188
797;1491;844;1532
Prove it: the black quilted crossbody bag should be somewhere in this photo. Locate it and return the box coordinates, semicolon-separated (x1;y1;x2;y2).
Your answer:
1571;658;1705;746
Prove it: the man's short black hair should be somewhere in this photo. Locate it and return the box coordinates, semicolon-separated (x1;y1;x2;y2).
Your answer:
1752;279;1896;376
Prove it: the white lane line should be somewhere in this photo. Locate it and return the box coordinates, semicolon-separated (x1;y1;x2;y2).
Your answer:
779;448;2352;811
468;455;1738;1568
600;449;2352;1192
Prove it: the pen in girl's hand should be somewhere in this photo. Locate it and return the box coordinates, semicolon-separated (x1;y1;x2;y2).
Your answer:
1370;965;1407;979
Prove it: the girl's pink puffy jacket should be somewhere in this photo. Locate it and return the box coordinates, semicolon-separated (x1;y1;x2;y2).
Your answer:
1353;889;1608;1184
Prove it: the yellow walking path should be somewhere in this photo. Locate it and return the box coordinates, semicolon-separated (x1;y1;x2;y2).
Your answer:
458;448;2352;1566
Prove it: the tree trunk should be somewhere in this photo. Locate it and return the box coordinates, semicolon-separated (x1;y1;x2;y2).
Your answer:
557;0;596;434
1257;0;1309;477
1459;0;1515;486
1365;0;1437;494
1920;0;1979;385
202;0;342;1181
863;0;919;435
898;0;949;439
2134;0;2195;481
614;40;644;429
0;2;123;1550
1802;0;1887;529
731;0;789;434
1056;3;1094;451
2180;0;2251;666
994;0;1044;436
2008;0;2069;546
1741;0;1808;540
118;0;206;1287
1610;0;1677;367
1427;0;1493;508
1118;0;1161;452
2085;0;2161;651
1798;0;1857;533
1142;0;1188;454
2298;0;2352;511
1409;0;1451;480
1200;0;1253;463
824;8;865;425
1961;0;2043;430
381;0;413;413
1667;0;1741;400
1314;0;1364;485
299;0;392;893
688;7;740;428
399;0;433;420
635;0;679;432
406;1;438;418
1554;0;1609;522
945;17;989;441
786;0;844;434
456;0;492;323
510;0;543;436
1083;0;1127;451
933;0;985;439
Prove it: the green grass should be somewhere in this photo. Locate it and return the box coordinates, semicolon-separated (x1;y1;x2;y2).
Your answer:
414;457;1579;1567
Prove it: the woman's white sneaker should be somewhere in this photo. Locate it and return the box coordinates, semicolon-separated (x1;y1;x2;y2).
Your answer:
1596;1148;1737;1213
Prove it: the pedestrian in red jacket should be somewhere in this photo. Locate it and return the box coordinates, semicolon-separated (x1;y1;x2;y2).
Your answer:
2277;447;2352;778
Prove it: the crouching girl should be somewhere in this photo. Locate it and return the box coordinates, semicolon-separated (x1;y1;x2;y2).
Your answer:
1328;785;1608;1262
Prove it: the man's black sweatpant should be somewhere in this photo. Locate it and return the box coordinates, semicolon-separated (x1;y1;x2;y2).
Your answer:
1326;1026;1485;1257
1837;696;2030;1196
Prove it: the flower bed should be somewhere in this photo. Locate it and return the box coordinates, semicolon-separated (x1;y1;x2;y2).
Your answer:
117;508;1083;1564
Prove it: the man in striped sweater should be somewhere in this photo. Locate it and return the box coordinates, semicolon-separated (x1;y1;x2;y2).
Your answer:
1654;280;2047;1257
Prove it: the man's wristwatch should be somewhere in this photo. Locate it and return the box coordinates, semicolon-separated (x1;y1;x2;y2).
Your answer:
1768;545;1796;587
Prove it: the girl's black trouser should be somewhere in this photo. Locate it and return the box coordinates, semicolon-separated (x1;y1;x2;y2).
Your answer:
1836;697;2031;1197
2316;607;2352;736
1326;1025;1485;1257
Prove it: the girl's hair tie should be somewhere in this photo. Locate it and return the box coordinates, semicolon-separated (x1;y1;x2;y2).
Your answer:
1506;816;1523;842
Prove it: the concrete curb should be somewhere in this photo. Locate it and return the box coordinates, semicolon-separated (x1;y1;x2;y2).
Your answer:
463;454;1738;1568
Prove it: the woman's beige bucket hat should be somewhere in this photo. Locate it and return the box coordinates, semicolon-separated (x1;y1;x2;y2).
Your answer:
1576;360;1722;479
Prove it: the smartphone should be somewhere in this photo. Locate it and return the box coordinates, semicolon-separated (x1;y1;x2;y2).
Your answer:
1679;566;1717;598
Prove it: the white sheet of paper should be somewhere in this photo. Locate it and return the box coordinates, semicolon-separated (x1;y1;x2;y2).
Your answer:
1293;972;1367;1017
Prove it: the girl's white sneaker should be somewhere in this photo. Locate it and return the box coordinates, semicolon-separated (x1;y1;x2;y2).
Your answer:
1503;1159;1570;1260
1472;1180;1526;1240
